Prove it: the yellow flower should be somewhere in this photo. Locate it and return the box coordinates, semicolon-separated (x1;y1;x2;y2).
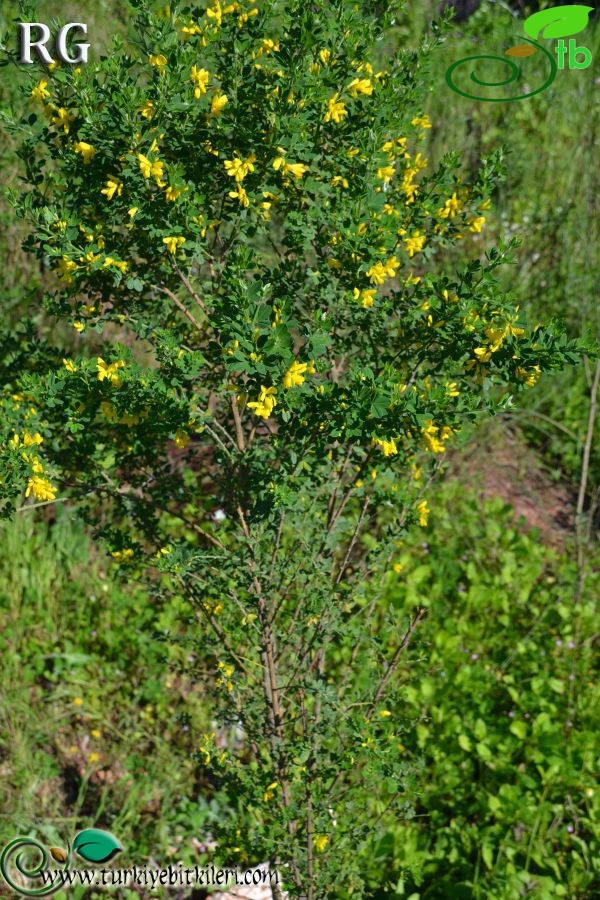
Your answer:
56;256;78;283
23;432;43;447
103;257;128;274
63;358;77;373
224;154;256;183
353;287;377;308
468;215;486;233
379;708;393;718
165;185;182;202
272;156;308;179
51;107;75;133
87;752;100;764
210;92;229;116
25;476;57;502
515;365;541;388
174;429;190;449
324;93;347;124
111;548;134;563
255;37;280;57
319;48;331;65
403;231;426;258
445;382;460;397
91;729;101;739
411;114;431;129
314;835;329;853
366;256;399;286
73;322;85;333
128;207;139;219
190;65;210;98
438;192;462;219
283;360;308;389
162;235;186;255
137;153;165;185
417;499;429;527
97;357;125;387
247;385;277;419
372;437;397;457
101;176;123;201
263;781;279;802
377;164;395;185
149;53;168;69
228;186;249;207
74;141;96;164
140;99;155;119
31;79;50;102
348;77;373;97
421;421;447;454
73;697;84;707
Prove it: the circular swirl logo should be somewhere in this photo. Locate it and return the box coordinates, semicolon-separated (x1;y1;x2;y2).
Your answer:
0;837;70;897
445;37;557;102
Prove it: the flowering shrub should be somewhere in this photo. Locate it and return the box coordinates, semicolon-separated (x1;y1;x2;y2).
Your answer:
0;0;581;894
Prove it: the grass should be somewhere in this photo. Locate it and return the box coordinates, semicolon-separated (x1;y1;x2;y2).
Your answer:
0;509;226;877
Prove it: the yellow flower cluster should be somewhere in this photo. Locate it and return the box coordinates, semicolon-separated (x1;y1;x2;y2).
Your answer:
163;235;186;255
224;153;256;182
247;385;277;419
282;360;315;389
101;176;123;201
372;437;397;457
138;152;165;186
272;154;308;180
190;65;210;98
353;287;377;309
438;192;462;219
26;476;57;502
74;141;96;164
421;421;452;454
9;432;56;503
216;660;234;692
417;499;430;527
411;114;431;129
97;357;125;387
262;781;279;802
403;231;426;258
324;93;347;124
366;256;399;286
515;365;541;388
111;548;134;563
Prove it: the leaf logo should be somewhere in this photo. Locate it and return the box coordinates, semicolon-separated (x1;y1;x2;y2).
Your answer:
72;829;121;864
524;4;593;41
505;45;537;57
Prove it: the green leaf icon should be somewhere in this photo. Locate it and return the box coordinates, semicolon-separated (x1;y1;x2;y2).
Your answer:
72;829;121;864
524;5;593;40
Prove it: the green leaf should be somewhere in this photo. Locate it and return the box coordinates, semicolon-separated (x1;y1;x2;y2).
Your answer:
524;5;593;40
458;734;471;752
482;842;494;870
73;829;122;863
509;720;528;739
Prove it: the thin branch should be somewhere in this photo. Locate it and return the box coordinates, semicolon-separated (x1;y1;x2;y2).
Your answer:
367;606;426;716
173;263;209;315
157;283;204;332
